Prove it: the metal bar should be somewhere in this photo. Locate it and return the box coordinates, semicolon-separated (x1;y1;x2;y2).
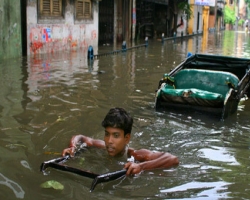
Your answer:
90;169;127;192
40;155;70;171
40;157;128;192
44;162;99;179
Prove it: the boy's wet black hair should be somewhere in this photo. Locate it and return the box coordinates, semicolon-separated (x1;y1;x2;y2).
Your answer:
102;107;133;136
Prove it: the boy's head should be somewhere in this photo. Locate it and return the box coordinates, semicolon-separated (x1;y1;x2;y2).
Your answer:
102;107;133;136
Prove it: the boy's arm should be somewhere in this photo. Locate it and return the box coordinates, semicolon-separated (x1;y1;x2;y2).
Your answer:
125;149;179;175
62;135;105;156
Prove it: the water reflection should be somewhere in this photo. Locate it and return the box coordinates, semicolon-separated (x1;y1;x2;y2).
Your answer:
0;173;25;199
198;147;240;165
1;31;250;199
160;181;231;199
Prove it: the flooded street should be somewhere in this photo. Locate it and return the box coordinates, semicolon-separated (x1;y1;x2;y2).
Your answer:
1;30;250;199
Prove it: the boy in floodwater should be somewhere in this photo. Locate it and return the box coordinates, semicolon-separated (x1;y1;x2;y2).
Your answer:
62;107;179;175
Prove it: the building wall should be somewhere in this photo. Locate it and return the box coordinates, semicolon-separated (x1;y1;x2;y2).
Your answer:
208;14;215;28
188;0;195;34
194;5;203;33
206;0;225;31
0;0;22;60
27;0;99;56
239;0;247;19
176;13;187;35
187;0;204;34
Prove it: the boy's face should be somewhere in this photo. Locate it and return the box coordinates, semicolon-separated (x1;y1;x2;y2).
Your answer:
104;126;130;157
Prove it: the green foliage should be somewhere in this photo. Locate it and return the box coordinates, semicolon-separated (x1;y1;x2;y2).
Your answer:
224;5;236;24
177;2;193;20
238;19;245;26
245;0;250;8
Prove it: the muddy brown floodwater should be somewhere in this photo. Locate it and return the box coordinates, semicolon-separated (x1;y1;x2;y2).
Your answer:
1;30;250;199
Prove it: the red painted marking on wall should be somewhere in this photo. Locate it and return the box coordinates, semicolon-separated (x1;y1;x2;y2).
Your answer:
91;30;96;40
29;24;95;55
30;41;43;54
68;35;73;42
71;41;77;47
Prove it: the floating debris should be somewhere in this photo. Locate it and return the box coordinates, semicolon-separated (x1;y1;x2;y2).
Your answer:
40;180;64;190
5;144;27;149
56;116;65;122
44;152;61;156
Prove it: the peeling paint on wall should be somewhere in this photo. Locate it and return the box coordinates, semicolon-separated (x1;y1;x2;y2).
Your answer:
27;0;99;56
28;25;97;54
0;0;22;59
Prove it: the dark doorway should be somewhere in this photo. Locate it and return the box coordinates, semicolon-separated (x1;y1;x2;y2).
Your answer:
20;0;27;56
99;0;114;45
136;0;168;40
197;12;200;32
136;0;155;39
154;3;168;39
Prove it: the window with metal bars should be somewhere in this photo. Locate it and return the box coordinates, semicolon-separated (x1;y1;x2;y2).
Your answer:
76;0;92;19
39;0;63;17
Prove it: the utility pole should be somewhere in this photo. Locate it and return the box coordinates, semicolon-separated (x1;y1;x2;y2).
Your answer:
235;0;239;30
114;0;117;45
214;0;218;31
132;0;136;41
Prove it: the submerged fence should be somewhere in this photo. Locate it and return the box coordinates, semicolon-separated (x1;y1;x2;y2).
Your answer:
88;32;202;60
87;38;149;60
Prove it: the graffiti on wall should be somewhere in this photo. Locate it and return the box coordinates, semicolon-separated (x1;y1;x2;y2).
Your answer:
29;27;43;54
29;24;97;55
91;30;97;40
42;28;52;42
